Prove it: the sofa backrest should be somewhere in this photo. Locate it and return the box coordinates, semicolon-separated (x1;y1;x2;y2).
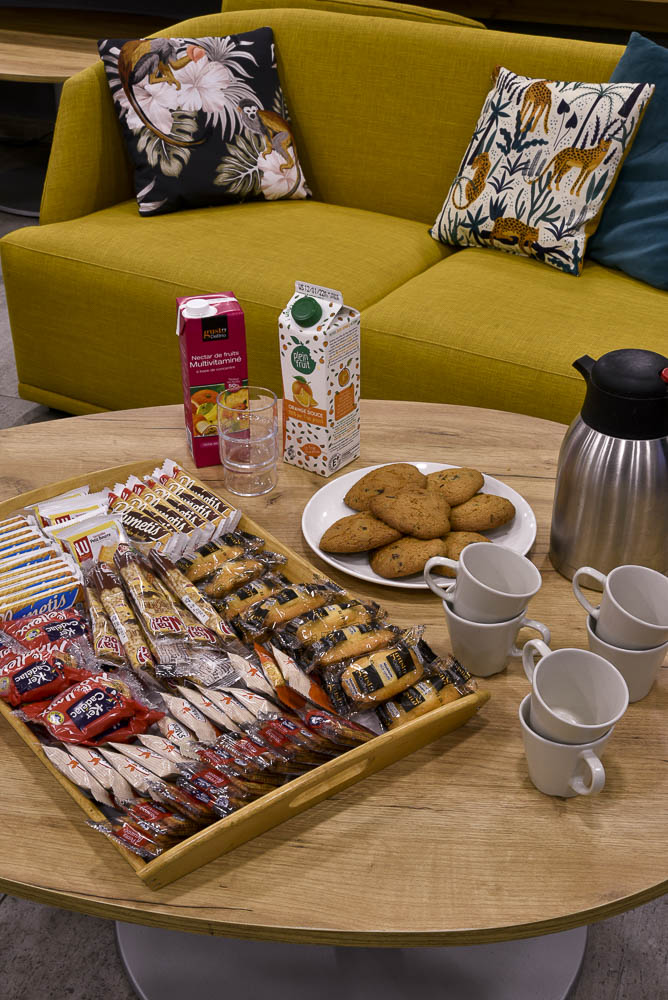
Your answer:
203;9;622;223
220;0;484;30
83;8;624;225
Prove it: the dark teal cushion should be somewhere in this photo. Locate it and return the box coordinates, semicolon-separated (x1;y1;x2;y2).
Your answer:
589;33;668;290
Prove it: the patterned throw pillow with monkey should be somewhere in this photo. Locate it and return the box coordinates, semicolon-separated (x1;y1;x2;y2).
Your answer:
430;68;653;274
98;28;310;216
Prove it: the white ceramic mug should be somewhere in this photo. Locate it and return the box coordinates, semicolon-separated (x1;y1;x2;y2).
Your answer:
572;564;668;651
443;599;551;677
519;695;613;798
586;616;667;703
522;639;629;745
424;543;542;624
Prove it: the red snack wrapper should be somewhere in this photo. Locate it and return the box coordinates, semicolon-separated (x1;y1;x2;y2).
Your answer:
22;673;163;745
0;608;89;651
0;644;93;707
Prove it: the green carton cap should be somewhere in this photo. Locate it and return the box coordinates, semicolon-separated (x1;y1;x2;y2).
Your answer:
291;296;322;327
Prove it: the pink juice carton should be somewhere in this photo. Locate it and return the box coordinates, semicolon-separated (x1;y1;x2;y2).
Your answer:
176;294;249;468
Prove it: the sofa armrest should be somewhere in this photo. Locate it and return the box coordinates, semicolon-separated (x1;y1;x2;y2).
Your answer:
40;11;255;225
220;0;484;30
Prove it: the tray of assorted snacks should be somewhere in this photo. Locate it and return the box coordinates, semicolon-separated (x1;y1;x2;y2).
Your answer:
0;459;489;889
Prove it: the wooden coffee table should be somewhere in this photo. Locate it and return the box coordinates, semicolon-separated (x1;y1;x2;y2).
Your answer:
0;401;665;1000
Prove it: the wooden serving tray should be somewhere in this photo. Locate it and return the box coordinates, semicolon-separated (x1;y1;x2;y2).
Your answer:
0;462;490;890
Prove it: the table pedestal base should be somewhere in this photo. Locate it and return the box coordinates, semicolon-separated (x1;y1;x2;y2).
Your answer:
115;921;587;1000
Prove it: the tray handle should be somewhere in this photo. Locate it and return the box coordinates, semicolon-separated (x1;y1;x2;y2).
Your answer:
288;757;372;811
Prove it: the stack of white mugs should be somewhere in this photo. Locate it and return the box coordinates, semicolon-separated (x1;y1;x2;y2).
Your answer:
424;545;668;799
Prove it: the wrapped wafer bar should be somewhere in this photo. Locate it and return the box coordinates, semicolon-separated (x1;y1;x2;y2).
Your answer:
157;461;240;525
83;578;127;667
90;562;155;675
113;544;187;651
148;550;233;642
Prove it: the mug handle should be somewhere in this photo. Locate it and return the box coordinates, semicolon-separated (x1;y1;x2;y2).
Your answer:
511;619;551;658
424;556;458;601
569;750;605;796
522;638;552;683
572;566;607;620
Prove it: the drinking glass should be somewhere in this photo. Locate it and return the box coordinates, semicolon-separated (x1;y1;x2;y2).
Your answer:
217;386;279;496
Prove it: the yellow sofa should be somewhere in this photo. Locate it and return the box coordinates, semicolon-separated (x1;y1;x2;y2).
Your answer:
2;2;666;425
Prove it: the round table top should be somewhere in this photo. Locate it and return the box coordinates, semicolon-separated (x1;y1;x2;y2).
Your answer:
0;400;665;946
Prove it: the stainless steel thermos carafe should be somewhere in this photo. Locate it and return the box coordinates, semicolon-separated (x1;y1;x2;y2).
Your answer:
549;349;668;580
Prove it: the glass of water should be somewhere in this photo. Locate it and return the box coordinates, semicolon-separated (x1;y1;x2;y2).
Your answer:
217;386;279;496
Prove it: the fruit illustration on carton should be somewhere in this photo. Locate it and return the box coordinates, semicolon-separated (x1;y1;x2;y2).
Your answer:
176;294;249;468
280;281;360;477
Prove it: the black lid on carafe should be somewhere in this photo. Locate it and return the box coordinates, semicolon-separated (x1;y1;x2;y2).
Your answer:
574;349;668;439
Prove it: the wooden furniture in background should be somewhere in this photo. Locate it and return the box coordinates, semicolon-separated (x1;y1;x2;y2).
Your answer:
0;28;98;82
0;399;665;945
416;0;668;33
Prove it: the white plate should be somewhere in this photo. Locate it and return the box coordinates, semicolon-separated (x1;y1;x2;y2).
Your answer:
301;462;537;590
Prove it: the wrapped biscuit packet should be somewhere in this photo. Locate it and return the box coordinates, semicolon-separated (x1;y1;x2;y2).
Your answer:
83;578;127;668
68;744;137;803
376;656;476;730
235;582;347;638
42;745;114;807
323;627;430;709
90;561;155;675
298;623;401;672
196;552;287;599
88;819;164;860
148;550;234;643
113;544;188;663
214;571;290;620
177;531;265;582
0;642;94;707
261;644;333;711
275;600;384;651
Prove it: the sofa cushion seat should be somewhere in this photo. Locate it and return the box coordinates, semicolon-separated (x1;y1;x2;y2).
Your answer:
1;199;449;413
360;249;668;425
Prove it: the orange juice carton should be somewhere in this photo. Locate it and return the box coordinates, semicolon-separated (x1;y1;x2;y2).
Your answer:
280;282;360;477
176;294;249;468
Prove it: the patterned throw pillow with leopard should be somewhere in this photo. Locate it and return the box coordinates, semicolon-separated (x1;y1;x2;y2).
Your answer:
430;68;654;274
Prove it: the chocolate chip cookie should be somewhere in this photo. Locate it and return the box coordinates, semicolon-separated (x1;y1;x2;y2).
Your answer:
449;494;515;532
320;512;402;553
370;537;446;578
344;463;427;511
369;489;450;540
426;468;484;506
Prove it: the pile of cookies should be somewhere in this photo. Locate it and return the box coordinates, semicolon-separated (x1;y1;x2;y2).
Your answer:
320;463;516;579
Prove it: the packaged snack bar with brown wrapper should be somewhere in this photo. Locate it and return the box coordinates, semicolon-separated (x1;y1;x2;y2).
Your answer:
83;578;127;668
376;656;476;730
148;550;234;643
113;544;187;663
89;562;155;675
